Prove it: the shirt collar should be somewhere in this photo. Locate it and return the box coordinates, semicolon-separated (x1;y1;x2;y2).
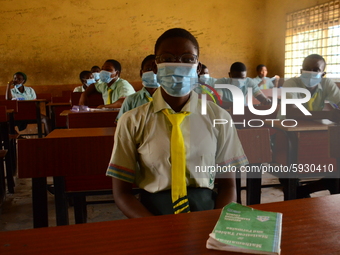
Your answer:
108;77;120;89
152;88;199;114
139;87;152;100
14;86;25;94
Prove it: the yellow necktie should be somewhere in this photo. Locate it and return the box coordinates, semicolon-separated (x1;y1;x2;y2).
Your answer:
106;88;113;104
307;92;318;111
162;108;191;214
146;96;153;102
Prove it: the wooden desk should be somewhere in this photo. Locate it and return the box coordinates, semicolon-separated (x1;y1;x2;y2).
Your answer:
47;102;71;130
1;195;340;255
265;119;337;200
17;127;115;228
15;99;47;138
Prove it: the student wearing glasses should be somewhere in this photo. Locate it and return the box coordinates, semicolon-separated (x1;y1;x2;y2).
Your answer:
106;28;248;218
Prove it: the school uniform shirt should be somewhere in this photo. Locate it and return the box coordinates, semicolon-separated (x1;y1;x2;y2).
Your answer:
116;87;152;120
11;86;36;100
73;85;85;92
106;88;248;193
95;78;135;104
252;76;275;89
214;77;262;104
283;77;340;111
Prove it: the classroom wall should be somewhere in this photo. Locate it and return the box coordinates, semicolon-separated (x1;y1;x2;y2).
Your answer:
263;0;333;78
0;0;266;88
1;0;332;89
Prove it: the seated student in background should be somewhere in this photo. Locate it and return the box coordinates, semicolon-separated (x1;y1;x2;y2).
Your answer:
253;64;280;89
73;71;95;92
106;28;248;218
5;72;50;134
283;54;340;111
194;63;221;104
5;72;36;100
91;65;101;82
215;62;271;105
280;54;340;198
116;54;159;120
198;63;217;86
79;59;135;108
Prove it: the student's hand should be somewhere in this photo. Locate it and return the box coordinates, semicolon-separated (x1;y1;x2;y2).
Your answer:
274;75;280;79
97;105;105;109
7;80;14;87
261;97;272;105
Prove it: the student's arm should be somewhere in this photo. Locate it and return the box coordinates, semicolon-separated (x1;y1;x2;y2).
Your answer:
215;176;237;208
5;81;13;100
97;97;125;109
79;83;97;105
255;94;272;105
112;178;154;218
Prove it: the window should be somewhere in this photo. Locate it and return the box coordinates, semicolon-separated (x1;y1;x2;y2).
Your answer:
285;1;340;79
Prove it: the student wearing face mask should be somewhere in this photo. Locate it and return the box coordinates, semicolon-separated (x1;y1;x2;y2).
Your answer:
253;64;280;89
214;62;271;105
116;54;160;120
5;72;36;100
106;28;248;218
91;65;101;82
73;71;96;92
282;54;340;111
79;59;135;108
5;72;51;134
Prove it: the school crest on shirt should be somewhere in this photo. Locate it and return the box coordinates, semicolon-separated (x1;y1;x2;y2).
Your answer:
257;216;270;222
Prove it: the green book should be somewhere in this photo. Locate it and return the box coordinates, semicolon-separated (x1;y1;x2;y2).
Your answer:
206;202;282;255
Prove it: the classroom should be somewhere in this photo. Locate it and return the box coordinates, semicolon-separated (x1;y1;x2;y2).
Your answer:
0;0;340;254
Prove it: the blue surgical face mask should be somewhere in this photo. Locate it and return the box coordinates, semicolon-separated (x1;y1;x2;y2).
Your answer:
86;78;96;86
142;71;160;88
14;83;23;89
157;63;198;97
300;71;322;88
199;74;210;84
230;78;246;88
99;70;114;83
92;72;100;81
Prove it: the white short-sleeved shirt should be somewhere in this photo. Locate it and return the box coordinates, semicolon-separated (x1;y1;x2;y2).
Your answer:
214;77;262;104
11;86;36;100
106;88;248;193
252;76;275;89
73;85;85;92
283;77;340;111
95;78;135;104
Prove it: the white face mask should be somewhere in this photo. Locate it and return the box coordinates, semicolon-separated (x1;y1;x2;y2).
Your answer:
300;71;323;88
14;83;23;89
92;72;100;81
199;74;210;84
99;70;114;83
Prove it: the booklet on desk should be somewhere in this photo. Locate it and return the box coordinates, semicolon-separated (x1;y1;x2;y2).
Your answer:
206;202;282;255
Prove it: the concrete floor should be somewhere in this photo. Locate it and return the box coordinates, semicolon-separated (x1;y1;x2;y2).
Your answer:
0;174;330;232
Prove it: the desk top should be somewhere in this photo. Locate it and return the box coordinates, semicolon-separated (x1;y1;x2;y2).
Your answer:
60;109;119;116
47;102;71;107
265;119;334;132
46;127;115;138
1;195;339;255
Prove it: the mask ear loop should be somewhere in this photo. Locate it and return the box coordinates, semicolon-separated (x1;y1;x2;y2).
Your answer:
200;84;223;106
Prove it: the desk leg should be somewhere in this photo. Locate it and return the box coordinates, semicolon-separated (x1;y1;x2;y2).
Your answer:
53;176;69;226
35;101;43;138
1;122;15;193
32;177;48;228
49;105;56;131
284;132;299;200
246;164;262;205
